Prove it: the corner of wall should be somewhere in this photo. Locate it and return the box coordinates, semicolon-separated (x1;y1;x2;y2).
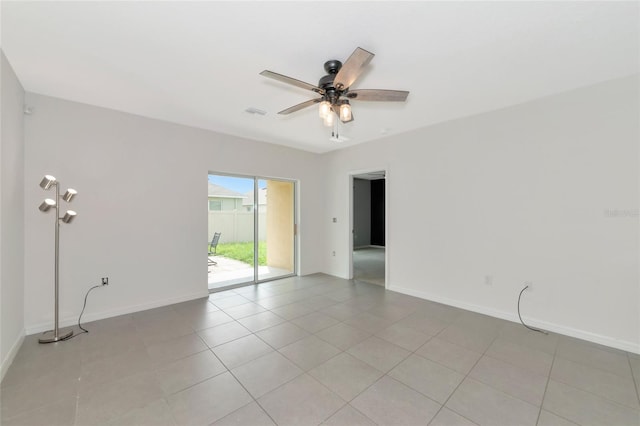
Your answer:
0;50;26;380
0;331;25;383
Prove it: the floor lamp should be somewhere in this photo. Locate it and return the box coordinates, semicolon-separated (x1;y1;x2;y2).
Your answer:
38;175;77;343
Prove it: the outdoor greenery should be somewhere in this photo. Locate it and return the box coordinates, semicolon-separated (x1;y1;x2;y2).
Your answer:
213;241;266;266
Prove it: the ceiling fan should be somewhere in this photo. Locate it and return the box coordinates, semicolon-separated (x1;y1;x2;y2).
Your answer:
260;47;409;127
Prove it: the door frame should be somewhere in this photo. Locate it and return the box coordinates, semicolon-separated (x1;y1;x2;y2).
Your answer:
348;167;389;288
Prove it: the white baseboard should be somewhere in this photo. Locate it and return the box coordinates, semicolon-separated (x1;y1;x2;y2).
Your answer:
388;284;640;355
1;330;25;383
25;290;210;335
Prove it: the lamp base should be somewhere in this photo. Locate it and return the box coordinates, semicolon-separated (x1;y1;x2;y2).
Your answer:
38;329;73;343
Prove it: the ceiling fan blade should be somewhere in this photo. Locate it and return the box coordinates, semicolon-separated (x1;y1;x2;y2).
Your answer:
346;89;409;102
278;98;323;115
260;70;325;95
333;47;375;91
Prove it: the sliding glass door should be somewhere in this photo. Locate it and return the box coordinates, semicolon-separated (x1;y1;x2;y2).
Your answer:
207;175;256;290
207;174;295;291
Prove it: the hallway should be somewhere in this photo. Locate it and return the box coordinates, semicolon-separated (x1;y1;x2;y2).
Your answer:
353;247;385;287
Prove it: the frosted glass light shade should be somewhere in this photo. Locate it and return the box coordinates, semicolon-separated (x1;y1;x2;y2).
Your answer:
324;111;335;127
319;101;331;118
340;103;352;121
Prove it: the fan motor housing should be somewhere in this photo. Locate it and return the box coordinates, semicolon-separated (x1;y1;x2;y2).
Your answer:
324;60;342;74
318;74;335;89
319;60;343;91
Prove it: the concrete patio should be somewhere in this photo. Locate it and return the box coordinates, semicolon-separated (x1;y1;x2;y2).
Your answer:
208;256;291;291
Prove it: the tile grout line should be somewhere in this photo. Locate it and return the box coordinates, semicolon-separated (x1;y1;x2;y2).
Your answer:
553;345;638;381
540;336;621;425
276;367;354;424
344;402;381;426
301;305;418;424
425;327;497;426
163;395;180;426
224;358;281;426
407;329;450;426
535;340;558;426
332;316;476;425
8;277;639;426
150;318;260;415
218;311;304;425
548;351;640;412
292;296;486;423
217;294;351;425
73;392;80;426
627;353;640;406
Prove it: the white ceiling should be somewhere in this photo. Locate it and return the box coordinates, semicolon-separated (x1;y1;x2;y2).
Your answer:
2;2;638;154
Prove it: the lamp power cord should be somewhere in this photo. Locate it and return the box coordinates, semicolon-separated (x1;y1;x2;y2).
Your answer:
517;285;548;335
66;282;105;340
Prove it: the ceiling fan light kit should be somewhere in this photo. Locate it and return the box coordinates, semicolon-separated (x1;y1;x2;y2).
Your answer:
340;102;352;122
324;110;335;127
319;100;331;118
260;47;409;138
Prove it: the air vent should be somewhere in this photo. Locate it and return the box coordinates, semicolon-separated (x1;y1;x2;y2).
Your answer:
245;107;267;116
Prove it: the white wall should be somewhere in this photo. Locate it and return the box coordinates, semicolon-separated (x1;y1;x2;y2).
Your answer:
23;94;324;333
322;75;639;352
1;51;25;378
12;75;640;353
353;178;371;247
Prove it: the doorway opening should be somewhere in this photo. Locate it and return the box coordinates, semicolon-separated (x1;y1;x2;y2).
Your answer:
207;173;296;291
350;170;386;287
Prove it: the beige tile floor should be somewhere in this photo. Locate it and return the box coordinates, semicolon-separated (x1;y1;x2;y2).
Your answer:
1;274;639;426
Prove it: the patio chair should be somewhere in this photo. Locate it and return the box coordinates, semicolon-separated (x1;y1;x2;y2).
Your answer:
208;232;221;266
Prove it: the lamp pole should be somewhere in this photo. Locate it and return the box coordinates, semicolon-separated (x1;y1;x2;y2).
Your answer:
38;176;76;343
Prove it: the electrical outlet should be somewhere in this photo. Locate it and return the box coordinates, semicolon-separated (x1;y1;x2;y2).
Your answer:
484;275;493;286
524;281;533;291
332;251;336;257
101;277;109;286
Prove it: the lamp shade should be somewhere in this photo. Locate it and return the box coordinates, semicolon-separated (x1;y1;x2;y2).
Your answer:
39;175;57;190
39;199;56;212
62;188;77;202
62;210;77;223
